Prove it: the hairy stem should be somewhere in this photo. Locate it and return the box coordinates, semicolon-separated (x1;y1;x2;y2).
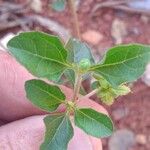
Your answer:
68;0;81;39
80;89;98;100
73;73;82;102
51;111;66;116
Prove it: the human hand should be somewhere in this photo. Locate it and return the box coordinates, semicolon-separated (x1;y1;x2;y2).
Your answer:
0;50;107;150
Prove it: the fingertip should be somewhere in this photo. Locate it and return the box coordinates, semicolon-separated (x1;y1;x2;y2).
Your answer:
89;136;103;150
68;126;93;150
69;125;102;150
0;115;45;150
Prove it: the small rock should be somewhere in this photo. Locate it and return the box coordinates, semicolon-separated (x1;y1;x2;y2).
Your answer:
75;0;81;10
111;19;127;44
136;134;147;145
131;27;140;35
142;63;150;86
141;15;150;24
82;30;103;45
112;107;129;121
29;15;70;41
128;0;150;10
30;0;42;13
108;129;135;150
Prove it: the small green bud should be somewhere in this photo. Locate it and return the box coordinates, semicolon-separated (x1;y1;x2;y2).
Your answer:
67;101;75;108
66;101;76;112
79;58;91;71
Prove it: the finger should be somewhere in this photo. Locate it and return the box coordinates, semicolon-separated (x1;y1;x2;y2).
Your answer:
0;51;71;121
0;50;68;121
0;115;102;150
0;51;107;122
0;115;45;150
69;125;102;150
0;50;43;121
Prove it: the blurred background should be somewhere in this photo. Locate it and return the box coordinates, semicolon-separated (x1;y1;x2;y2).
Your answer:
0;0;150;150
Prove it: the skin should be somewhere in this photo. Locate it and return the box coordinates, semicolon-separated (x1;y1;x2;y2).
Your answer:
0;50;107;150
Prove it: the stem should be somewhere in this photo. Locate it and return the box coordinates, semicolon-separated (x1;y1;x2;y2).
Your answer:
68;0;81;39
80;89;98;100
51;111;65;116
72;73;82;102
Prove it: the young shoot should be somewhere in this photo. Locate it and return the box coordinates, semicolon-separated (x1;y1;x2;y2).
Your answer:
7;31;150;150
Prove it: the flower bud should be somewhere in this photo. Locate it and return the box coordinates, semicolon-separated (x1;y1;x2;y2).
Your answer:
79;58;91;71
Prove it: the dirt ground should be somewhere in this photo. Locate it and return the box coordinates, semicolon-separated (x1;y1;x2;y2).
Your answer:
0;0;150;150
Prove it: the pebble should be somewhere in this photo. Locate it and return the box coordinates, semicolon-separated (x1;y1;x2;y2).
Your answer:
136;134;147;145
141;15;150;24
142;63;150;86
75;0;81;10
131;27;140;35
112;107;129;121
30;0;42;13
108;129;135;150
111;19;127;44
128;0;150;10
82;30;103;45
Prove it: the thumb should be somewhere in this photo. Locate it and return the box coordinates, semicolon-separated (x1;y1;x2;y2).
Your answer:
0;116;44;150
0;115;102;150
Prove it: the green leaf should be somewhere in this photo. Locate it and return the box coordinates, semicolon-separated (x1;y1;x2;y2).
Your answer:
7;31;69;82
75;108;114;138
65;38;95;65
91;44;150;86
41;114;74;150
52;0;66;12
64;38;94;89
25;79;65;112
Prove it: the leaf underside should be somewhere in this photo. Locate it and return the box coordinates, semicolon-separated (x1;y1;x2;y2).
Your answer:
64;38;95;87
66;38;95;64
41;114;73;150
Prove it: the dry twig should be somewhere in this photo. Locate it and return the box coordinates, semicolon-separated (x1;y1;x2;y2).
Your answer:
0;1;32;31
0;1;30;14
0;1;70;40
112;5;150;16
0;17;30;31
28;15;70;41
92;0;150;16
